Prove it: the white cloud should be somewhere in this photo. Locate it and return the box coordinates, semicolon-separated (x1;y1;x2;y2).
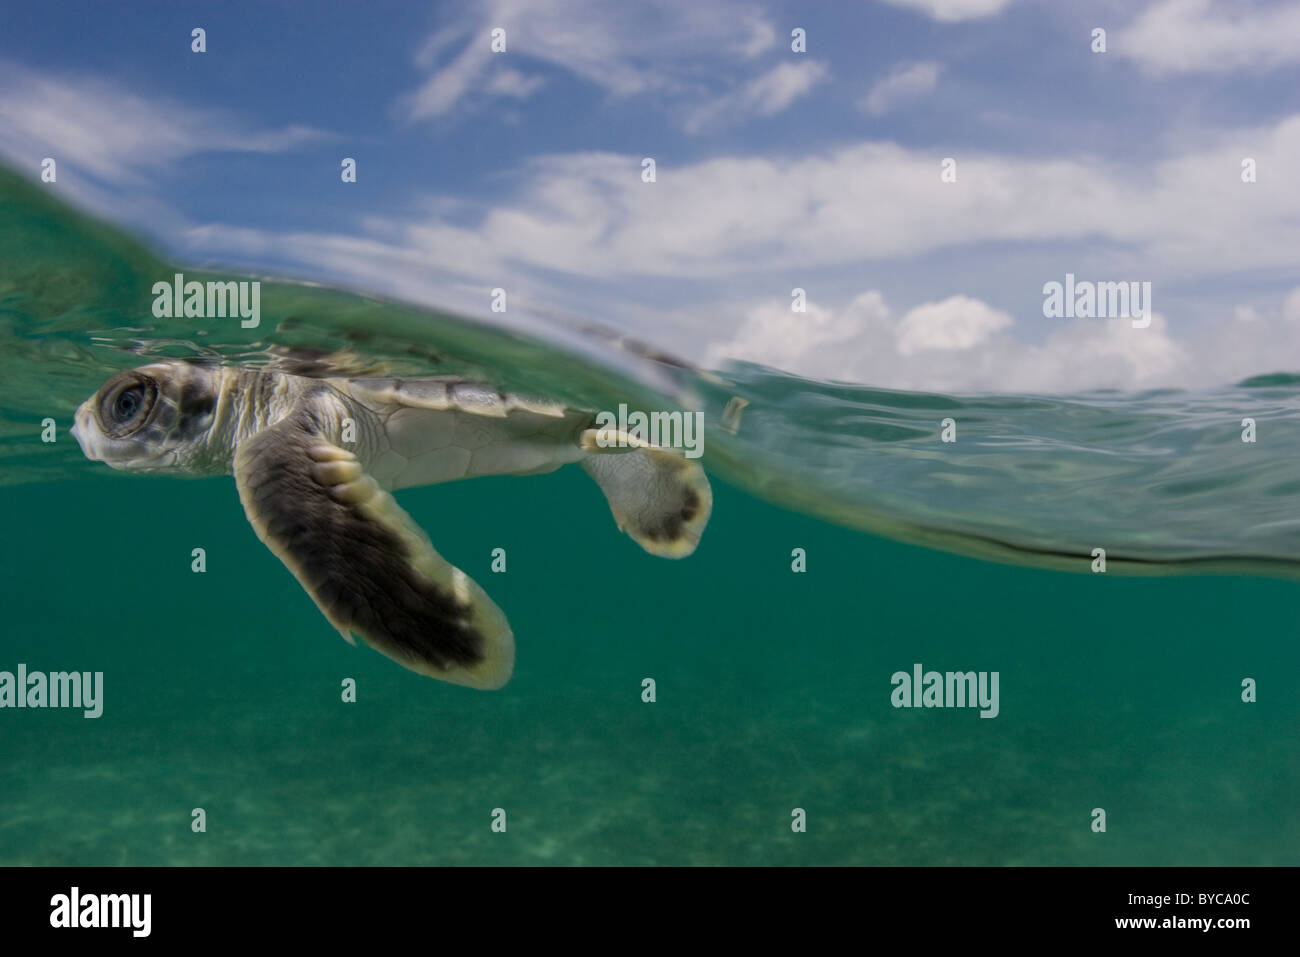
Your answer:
878;0;1016;23
0;61;325;187
400;0;779;122
1284;288;1300;324
896;295;1011;354
404;43;494;120
703;284;1300;393
273;113;1300;282
742;62;828;115
685;61;829;133
861;61;941;116
484;68;545;99
704;290;1193;392
1117;0;1300;76
699;292;892;375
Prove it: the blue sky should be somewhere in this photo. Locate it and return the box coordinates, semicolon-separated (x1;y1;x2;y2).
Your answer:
3;0;1300;392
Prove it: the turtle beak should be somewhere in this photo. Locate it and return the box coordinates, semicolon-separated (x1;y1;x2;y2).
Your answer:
70;408;97;460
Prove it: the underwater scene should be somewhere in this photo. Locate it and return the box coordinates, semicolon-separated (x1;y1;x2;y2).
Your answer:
1;165;1296;867
2;1;1299;872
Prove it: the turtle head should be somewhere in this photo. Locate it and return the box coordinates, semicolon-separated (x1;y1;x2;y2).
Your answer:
72;360;224;473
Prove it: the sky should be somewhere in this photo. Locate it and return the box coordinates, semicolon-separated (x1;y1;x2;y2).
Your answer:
2;0;1300;393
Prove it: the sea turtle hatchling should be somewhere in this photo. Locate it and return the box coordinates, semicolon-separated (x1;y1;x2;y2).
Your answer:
70;359;712;690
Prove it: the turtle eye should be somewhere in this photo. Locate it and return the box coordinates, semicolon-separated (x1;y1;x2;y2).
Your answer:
113;386;143;422
98;373;158;437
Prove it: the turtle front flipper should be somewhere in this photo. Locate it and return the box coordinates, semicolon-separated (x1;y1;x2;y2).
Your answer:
232;411;514;690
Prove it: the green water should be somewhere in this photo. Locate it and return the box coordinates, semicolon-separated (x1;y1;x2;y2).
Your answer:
1;167;1297;865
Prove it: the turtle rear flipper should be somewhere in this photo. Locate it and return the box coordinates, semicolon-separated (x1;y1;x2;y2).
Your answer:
233;411;514;690
580;431;712;558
